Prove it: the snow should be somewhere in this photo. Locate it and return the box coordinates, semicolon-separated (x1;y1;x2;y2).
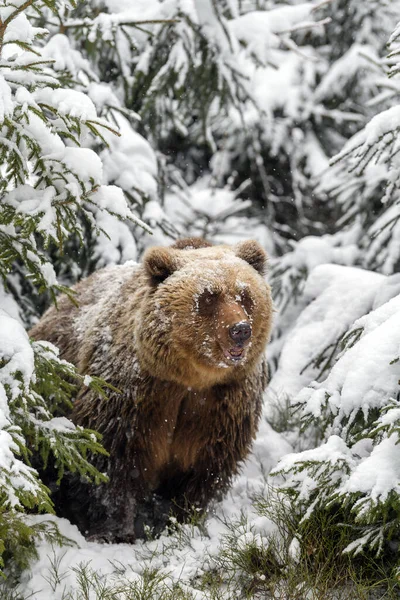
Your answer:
0;311;45;509
42;417;77;433
91;185;151;237
301;131;330;178
276;236;358;274
341;434;400;504
17;419;292;599
5;185;58;237
18;105;65;157
194;0;235;59
36;88;98;121
333;104;400;177
88;82;136;117
100;113;158;203
88;0;168;45
230;3;314;61
0;309;34;403
269;262;400;457
277;435;353;474
158;177;274;250
366;203;400;275
269;261;375;399
295;288;400;427
3;13;36;46
0;285;21;323
37;260;58;288
0;74;13;121
168;182;251;221
42;34;95;80
93;211;138;266
314;44;378;102
62;147;104;185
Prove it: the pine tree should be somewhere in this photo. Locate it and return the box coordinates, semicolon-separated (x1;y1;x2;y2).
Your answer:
28;0;334;265
0;0;144;574
319;17;400;276
269;0;400;371
204;0;399;252
269;13;400;573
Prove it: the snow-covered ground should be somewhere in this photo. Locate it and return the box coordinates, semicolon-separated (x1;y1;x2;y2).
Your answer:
17;418;291;599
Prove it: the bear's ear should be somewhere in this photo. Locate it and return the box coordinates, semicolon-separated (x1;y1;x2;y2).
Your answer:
235;240;268;275
143;247;178;284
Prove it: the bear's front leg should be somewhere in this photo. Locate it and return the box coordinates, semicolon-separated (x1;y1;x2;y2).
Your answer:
86;486;138;543
157;446;239;523
83;472;152;543
161;466;229;525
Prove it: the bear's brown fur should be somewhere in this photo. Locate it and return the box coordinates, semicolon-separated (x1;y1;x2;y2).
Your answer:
31;238;273;542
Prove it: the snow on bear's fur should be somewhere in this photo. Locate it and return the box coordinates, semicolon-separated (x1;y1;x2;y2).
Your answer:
31;238;273;542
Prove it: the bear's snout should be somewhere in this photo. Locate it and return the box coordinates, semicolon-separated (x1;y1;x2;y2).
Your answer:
216;301;254;364
229;321;252;345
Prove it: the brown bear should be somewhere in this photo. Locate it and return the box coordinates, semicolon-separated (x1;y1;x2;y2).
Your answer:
30;238;273;542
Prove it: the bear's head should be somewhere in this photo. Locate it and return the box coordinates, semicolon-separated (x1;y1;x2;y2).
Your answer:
136;239;273;389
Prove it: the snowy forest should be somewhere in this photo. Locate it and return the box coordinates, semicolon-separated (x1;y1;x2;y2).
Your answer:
1;0;400;598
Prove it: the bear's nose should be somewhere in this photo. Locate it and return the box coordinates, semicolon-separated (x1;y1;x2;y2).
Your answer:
229;321;252;345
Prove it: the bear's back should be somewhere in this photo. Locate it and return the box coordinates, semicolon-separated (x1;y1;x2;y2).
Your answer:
30;261;141;366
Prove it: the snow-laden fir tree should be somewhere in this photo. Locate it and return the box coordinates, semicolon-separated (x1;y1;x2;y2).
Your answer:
269;0;400;366
0;0;148;574
319;18;400;276
28;0;335;270
205;0;400;251
268;14;400;573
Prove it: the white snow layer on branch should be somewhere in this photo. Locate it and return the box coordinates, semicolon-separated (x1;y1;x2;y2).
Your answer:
0;309;34;407
5;185;57;236
92;212;138;267
229;3;314;62
0;74;13;121
270;260;400;513
0;310;41;508
276;435;354;478
100;113;158;203
41;34;96;80
35;88;98;121
332;105;400;174
268;236;359;369
3;13;37;46
296;290;400;425
269;264;385;401
340;434;400;504
276;236;359;276
314;44;379;102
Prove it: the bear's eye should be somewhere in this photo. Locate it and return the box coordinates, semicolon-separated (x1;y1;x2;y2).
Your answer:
239;289;254;315
197;290;219;315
